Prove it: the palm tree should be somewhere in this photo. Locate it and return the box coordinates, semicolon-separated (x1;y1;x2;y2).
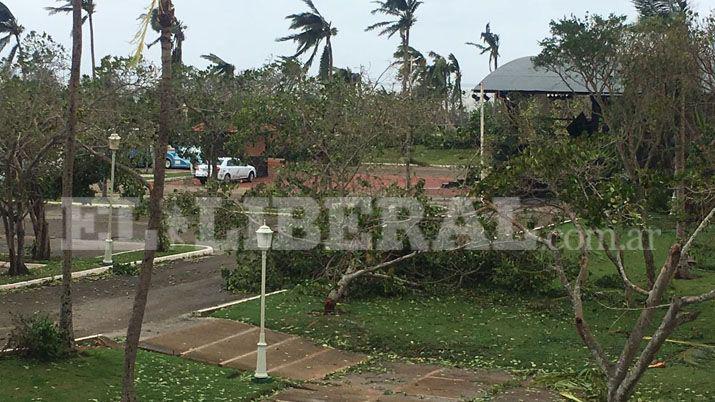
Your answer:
201;53;235;77
277;0;337;80
59;0;83;353
46;0;97;79
467;23;500;72
448;54;463;111
367;0;422;94
393;45;425;88
0;1;24;69
124;1;177;400
633;0;689;17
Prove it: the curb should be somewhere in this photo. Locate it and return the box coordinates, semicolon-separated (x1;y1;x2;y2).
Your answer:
193;289;288;316
1;334;108;357
0;244;214;292
364;162;462;169
46;200;135;209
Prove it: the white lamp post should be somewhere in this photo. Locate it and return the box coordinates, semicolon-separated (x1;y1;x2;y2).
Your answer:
103;133;121;265
254;222;273;381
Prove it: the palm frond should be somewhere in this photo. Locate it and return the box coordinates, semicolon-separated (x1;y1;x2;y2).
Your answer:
633;0;689;17
202;53;235;76
45;5;73;15
131;0;159;64
301;0;321;16
318;44;331;79
0;33;10;53
0;2;15;23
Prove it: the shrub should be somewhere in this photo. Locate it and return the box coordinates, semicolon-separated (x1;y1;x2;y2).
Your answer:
224;248;560;297
110;261;139;276
5;313;71;361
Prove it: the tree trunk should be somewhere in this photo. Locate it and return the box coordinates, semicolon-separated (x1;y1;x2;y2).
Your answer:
674;89;692;279
2;212;29;276
88;12;96;80
401;30;413;190
324;252;420;315
326;36;333;80
59;0;82;349
122;2;174;400
30;196;51;261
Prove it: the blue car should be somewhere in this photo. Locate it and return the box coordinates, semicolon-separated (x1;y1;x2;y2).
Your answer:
165;150;193;169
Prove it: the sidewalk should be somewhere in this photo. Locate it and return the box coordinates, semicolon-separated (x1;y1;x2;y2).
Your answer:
140;318;366;381
140;318;560;401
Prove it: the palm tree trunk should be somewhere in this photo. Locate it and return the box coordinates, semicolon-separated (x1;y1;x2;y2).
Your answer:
121;2;174;400
326;35;333;80
401;29;413;190
88;12;96;79
401;31;410;94
59;0;82;349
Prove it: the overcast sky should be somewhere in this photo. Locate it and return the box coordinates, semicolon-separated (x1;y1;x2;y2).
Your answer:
5;0;715;89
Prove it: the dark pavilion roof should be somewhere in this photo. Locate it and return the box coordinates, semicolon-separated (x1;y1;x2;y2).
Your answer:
478;56;622;95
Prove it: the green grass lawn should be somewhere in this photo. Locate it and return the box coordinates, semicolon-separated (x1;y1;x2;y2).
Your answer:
0;244;202;286
371;146;478;166
212;227;714;401
0;348;282;401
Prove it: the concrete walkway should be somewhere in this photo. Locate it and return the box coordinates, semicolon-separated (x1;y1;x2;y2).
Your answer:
140;319;561;401
140;318;366;381
270;361;559;402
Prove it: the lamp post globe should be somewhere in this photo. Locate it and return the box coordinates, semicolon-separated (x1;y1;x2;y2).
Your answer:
256;224;273;250
108;132;121;151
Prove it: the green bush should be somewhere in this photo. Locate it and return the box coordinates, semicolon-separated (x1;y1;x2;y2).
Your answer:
5;314;71;361
110;262;139;276
420;127;475;149
223;248;561;297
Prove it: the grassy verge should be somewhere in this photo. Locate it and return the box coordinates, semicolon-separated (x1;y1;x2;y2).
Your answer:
212;227;714;401
371;146;478;166
0;245;203;286
0;347;283;401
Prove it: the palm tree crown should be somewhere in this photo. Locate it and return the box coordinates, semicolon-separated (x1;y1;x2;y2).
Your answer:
366;0;421;38
0;1;24;68
467;23;500;72
201;53;235;77
45;0;98;78
45;0;96;18
633;0;689;17
277;0;337;80
367;0;423;93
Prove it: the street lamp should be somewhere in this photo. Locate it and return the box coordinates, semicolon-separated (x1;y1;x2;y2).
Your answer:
254;222;274;381
103;133;121;265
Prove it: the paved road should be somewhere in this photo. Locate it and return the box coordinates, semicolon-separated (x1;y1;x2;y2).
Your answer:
0;254;248;345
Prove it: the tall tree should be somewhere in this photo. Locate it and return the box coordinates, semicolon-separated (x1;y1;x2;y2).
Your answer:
122;0;176;400
59;0;83;351
0;1;24;69
367;0;422;94
277;0;337;80
46;0;97;79
467;23;500;72
368;0;422;189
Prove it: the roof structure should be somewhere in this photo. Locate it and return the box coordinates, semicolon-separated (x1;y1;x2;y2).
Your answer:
478;56;620;95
